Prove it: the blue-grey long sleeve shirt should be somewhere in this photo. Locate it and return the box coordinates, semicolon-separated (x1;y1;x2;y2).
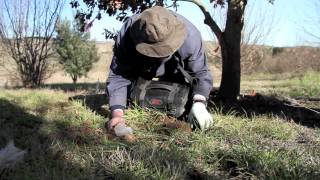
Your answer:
106;11;213;111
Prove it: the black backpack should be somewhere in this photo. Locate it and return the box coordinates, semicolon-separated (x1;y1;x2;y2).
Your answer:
129;62;193;118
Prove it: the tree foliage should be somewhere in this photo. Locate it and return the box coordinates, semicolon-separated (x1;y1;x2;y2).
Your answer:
55;19;99;84
0;0;64;87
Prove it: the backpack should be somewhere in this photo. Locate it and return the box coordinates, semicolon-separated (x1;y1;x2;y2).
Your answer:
129;62;193;118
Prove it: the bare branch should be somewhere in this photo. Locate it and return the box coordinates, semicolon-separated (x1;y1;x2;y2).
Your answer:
240;1;278;74
0;0;64;87
177;0;222;39
305;1;320;42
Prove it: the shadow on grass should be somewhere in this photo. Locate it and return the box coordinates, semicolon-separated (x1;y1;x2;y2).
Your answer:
44;82;110;117
69;93;109;117
68;88;320;129
208;91;320;128
41;82;106;93
0;99;94;179
0;98;123;178
93;140;215;179
0;98;216;179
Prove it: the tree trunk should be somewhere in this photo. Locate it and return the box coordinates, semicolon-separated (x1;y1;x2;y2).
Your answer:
182;0;247;102
219;0;247;102
72;76;78;91
72;76;78;85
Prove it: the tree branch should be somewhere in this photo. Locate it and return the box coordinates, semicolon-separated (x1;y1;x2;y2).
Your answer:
0;0;63;87
177;0;222;39
177;0;228;70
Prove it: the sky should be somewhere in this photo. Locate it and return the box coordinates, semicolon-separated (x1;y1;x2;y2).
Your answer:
61;0;320;47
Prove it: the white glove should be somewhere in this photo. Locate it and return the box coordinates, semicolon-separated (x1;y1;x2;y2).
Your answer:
188;102;213;130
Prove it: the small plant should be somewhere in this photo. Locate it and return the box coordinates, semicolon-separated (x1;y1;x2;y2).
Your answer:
289;71;320;97
55;19;99;85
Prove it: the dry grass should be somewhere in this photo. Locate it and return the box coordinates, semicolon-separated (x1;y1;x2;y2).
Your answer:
257;47;320;74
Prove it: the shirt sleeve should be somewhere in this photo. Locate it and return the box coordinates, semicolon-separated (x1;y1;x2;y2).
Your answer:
187;38;213;100
175;13;213;100
106;17;135;111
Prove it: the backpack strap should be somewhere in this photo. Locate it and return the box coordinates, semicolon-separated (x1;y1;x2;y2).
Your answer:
137;78;151;106
174;54;194;85
167;83;178;112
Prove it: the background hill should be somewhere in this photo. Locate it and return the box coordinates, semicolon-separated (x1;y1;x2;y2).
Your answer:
1;41;320;88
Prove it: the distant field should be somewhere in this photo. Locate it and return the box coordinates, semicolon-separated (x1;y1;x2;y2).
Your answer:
1;42;320;94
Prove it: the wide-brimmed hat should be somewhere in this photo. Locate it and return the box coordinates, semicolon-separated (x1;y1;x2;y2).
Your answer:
130;6;187;58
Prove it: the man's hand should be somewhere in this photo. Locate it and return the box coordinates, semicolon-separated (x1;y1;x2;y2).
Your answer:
107;109;125;132
108;117;125;131
107;109;134;137
188;95;213;130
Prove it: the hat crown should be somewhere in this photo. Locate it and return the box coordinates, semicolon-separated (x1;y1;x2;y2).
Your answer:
132;6;176;44
143;10;172;43
130;6;187;58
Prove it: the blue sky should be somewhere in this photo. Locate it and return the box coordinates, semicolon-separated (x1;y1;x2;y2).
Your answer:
62;0;320;47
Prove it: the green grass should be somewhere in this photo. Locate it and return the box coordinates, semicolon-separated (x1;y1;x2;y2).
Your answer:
285;71;320;97
1;89;320;179
242;70;320;97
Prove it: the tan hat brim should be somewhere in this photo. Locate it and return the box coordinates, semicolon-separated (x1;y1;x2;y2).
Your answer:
135;18;187;58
